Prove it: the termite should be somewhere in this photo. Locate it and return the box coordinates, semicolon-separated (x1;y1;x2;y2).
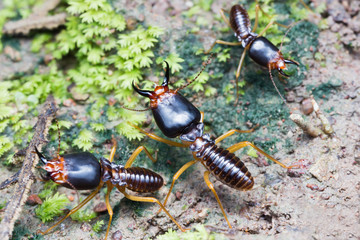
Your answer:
127;61;297;228
34;108;186;239
205;4;299;103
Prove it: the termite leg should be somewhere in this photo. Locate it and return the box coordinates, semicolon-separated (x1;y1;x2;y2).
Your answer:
104;183;114;240
204;40;242;54
226;141;298;169
258;19;275;37
128;122;187;148
38;183;104;235
299;0;316;15
253;4;260;32
200;111;204;123
203;171;232;229
215;126;258;145
219;8;232;28
124;146;157;168
255;3;289;29
235;48;248;101
118;187;189;232
158;160;197;214
109;143;117;163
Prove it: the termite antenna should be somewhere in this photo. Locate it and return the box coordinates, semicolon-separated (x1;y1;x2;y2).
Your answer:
176;53;213;92
48;103;61;160
279;20;304;52
120;103;151;112
268;68;291;110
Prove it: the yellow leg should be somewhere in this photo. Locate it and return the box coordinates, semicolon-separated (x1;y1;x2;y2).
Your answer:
215;127;257;145
220;8;231;28
159;160;197;213
128;122;187;148
204;40;242;54
118;188;188;232
255;3;289;29
200;111;204;123
258;19;275;37
124;145;157;168
203;171;232;228
234;48;248;101
39;183;104;235
299;0;316;15
109;143;117;163
104;183;114;240
226;141;297;169
253;4;260;32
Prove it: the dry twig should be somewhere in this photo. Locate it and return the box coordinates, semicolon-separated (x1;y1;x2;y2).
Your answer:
0;96;56;240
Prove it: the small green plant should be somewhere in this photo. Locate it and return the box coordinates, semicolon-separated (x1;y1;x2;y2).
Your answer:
92;220;105;233
38;181;58;199
70;208;96;222
35;192;70;223
72;129;94;151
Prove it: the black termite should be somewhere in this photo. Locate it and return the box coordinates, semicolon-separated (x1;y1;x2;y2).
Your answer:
34;110;186;239
205;4;299;104
128;62;298;228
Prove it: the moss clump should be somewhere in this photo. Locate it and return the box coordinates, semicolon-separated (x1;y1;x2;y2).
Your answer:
35;192;70;223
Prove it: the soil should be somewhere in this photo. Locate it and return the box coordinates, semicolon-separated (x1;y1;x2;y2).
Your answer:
0;0;359;240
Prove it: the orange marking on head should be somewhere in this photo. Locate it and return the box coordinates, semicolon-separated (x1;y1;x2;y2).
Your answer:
43;156;68;184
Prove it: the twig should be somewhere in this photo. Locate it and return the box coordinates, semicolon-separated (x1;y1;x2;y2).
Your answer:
311;96;334;136
3;13;66;35
290;113;323;138
0;96;56;240
2;0;66;35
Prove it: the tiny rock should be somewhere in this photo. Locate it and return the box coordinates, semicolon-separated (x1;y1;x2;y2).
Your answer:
112;230;123;240
80;222;92;232
67;195;74;202
175;191;182;200
94;202;107;213
26;194;42;205
301;98;314;115
4;45;21;62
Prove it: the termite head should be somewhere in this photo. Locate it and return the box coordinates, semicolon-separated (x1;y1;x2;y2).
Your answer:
277;58;299;77
133;61;201;138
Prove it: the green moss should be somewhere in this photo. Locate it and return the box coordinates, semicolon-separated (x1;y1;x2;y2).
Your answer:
92;220;105;233
70;208;96;222
35;192;70;223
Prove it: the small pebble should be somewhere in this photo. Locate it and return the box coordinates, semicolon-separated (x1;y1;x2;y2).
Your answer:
80;223;92;232
26;194;42;205
320;194;331;200
175;191;182;200
301;98;314;115
112;230;123;240
94;202;107;213
68;195;74;202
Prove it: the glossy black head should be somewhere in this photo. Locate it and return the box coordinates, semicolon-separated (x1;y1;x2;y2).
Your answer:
248;36;279;67
61;152;101;190
133;62;201;138
248;36;299;76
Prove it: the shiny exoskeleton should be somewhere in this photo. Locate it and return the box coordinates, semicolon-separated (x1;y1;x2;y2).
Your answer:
35;147;163;193
229;5;299;76
133;77;253;192
132;63;294;228
35;142;185;239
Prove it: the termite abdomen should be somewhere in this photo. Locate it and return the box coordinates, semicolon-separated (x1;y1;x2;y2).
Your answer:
124;167;164;193
229;5;256;45
199;143;254;191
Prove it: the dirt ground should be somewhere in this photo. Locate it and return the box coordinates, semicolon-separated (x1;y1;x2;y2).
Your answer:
1;0;360;239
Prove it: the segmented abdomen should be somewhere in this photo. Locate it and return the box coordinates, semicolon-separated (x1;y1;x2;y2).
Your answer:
124;167;164;193
198;142;254;191
229;5;252;40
